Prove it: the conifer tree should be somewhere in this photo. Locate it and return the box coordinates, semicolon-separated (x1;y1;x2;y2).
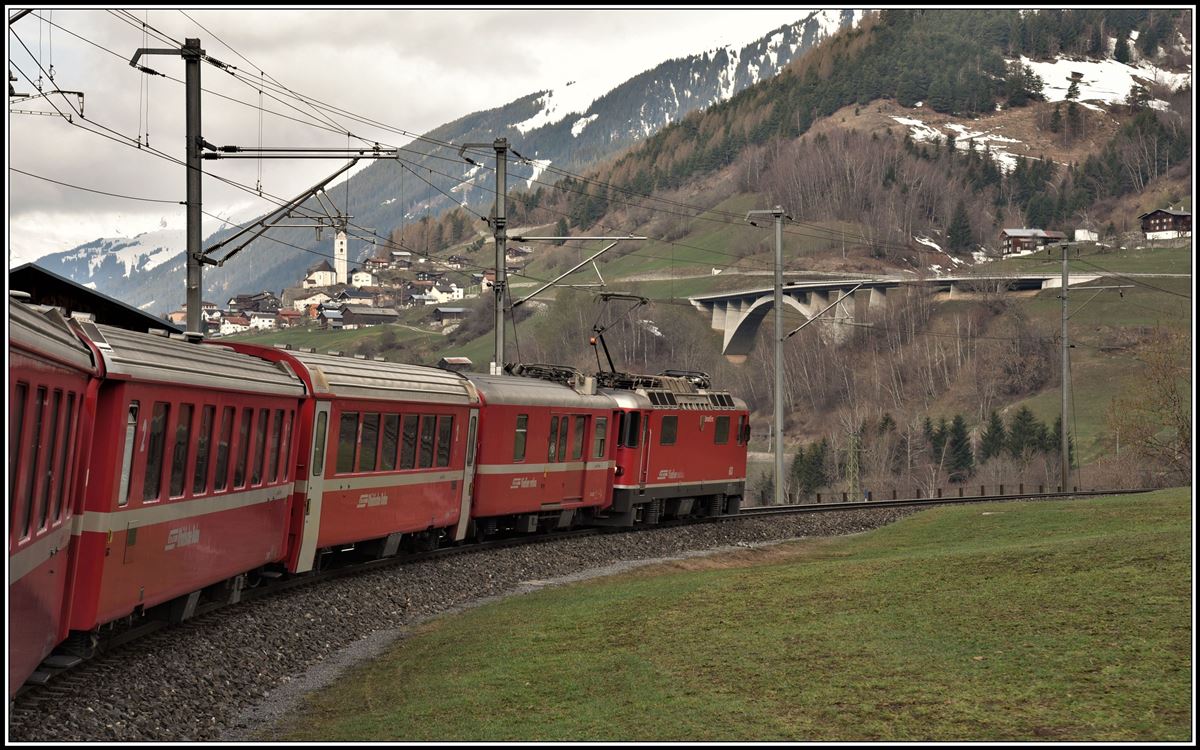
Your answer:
980;411;1007;462
1114;33;1131;63
948;200;973;252
1007;406;1041;459
948;415;975;483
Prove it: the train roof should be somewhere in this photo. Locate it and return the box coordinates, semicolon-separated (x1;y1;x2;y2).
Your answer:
9;299;97;373
84;323;305;397
463;372;616;410
599;387;747;412
279;350;479;405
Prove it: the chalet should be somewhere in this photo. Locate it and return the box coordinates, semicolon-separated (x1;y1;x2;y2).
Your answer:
339;304;400;328
365;256;390;271
219;315;250;336
228;291;282;314
303;260;337;288
275;309;303;328
1139;208;1191;240
445;255;468;269
434;306;467;326
333;288;375;306
248;311;277;331
437;356;472;373
999;228;1068;254
318;307;344;330
293;290;332;311
350;267;376;288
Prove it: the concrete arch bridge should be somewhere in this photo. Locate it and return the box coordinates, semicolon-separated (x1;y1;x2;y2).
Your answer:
689;274;1099;362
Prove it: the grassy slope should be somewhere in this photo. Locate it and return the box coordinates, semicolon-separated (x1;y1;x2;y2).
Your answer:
271;489;1192;741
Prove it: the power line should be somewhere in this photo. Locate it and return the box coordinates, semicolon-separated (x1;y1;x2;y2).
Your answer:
10;167;183;204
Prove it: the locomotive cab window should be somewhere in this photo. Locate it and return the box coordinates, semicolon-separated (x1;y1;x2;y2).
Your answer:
660;415;678;446
714;415;730;445
513;414;528;462
547;416;559;462
623;411;641;448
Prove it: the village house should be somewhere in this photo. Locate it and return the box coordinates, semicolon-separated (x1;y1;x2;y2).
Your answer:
293;290;332;312
275;309;303;328
999;228;1068;254
219;315;250;336
340;304;401;329
318;306;344;330
248;311;277;331
350;267;376;288
1138;207;1192;240
334;288;375;306
434;306;467;326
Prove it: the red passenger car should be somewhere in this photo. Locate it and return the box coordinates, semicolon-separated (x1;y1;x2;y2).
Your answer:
65;324;306;636
228;347;480;571
9;300;99;697
601;374;748;525
464;373;615;535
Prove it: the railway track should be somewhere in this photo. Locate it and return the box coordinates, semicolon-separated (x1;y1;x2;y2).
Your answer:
12;487;1146;705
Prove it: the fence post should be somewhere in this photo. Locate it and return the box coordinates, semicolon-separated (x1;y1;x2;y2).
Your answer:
867;490;873;502
915;488;922;498
816;492;821;503
999;483;1004;495
842;492;847;503
892;489;897;500
936;487;942;498
958;486;963;497
1038;484;1043;494
981;484;986;497
1019;483;1023;494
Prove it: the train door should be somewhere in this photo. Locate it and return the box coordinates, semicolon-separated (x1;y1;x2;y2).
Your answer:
637;412;651;490
452;409;479;542
548;412;569;500
295;401;331;573
565;414;587;502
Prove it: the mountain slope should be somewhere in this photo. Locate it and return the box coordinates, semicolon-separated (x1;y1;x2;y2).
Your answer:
35;9;866;314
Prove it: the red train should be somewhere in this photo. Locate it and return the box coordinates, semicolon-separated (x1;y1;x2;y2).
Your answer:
7;297;748;697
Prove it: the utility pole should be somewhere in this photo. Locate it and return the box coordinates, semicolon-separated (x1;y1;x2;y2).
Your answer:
747;206;786;506
131;38;204;334
1060;243;1070;491
459;139;508;374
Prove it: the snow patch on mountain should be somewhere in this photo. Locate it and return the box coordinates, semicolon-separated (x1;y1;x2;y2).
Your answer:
891;116;1023;172
571;114;599;137
1016;55;1191;110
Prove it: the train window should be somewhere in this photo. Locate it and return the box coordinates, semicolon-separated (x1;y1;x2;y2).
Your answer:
55;393;77;522
614;413;624;448
572;416;586;460
118;402;140;506
311;411;328;477
380;414;399;472
714;415;730;445
466;415;477;466
547;416;559;462
359;413;380;472
193;405;215;495
624;412;641;448
336;412;359;474
593;417;607;458
39;390;63;529
10;383;27;502
736;415;747;446
436;416;453;468
513;414;528;462
251;409;270;485
233;408;253;488
557;417;568;463
400;415;419;470
418;415;436;469
21;387;47;536
144;402;170;501
214;406;235;491
660;415;678;446
267;410;283;483
169;404;194;497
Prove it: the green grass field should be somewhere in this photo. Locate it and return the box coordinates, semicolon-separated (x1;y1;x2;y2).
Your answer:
222;320;438;352
269;488;1192;741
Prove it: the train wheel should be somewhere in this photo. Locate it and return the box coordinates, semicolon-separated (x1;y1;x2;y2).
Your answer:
644;499;662;525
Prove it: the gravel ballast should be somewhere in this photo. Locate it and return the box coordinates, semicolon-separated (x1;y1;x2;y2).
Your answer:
9;508;918;742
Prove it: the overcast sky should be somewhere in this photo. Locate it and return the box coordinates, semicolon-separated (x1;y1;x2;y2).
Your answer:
6;6;817;266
